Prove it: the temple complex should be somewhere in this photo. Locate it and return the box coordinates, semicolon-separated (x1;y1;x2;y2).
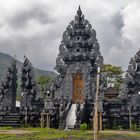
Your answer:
0;6;139;129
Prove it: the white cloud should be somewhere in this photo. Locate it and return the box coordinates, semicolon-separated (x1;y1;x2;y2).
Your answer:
122;0;140;44
105;0;140;70
0;0;139;71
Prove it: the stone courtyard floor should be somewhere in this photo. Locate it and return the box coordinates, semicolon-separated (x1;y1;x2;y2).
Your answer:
0;127;139;140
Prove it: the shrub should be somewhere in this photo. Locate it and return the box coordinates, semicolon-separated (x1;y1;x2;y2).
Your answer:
112;125;123;130
80;123;88;131
131;123;138;131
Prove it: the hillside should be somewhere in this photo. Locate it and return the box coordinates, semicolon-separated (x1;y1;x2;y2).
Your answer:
0;52;57;80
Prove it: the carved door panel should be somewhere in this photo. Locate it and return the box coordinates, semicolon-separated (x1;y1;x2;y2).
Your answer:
73;73;84;103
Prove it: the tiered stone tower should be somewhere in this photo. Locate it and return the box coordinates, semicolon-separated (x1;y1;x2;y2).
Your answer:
47;6;103;129
54;6;103;101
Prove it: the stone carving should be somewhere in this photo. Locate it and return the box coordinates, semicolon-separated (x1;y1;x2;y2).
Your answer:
124;49;140;100
75;102;83;128
59;99;66;129
20;56;40;114
59;44;67;56
109;49;140;129
0;57;17;114
124;50;140;109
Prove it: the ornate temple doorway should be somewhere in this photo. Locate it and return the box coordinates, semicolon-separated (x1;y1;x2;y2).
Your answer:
72;73;84;103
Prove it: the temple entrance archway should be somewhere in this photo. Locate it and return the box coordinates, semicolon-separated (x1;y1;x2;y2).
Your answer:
72;73;84;103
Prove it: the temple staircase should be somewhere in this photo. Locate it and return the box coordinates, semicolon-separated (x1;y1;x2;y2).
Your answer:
0;114;21;127
137;116;140;127
65;103;77;129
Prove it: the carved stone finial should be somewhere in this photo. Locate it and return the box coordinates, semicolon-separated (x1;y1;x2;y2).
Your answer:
77;6;82;17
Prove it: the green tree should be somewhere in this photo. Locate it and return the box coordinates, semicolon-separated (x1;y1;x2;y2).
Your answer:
102;64;124;91
37;76;52;92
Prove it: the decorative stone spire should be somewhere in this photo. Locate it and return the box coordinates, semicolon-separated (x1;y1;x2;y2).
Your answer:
55;6;103;72
77;6;82;23
124;49;140;106
77;6;82;16
0;57;17;113
20;56;38;114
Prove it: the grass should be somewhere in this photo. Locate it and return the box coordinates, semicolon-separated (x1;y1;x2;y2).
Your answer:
0;127;139;140
0;126;13;130
100;130;140;140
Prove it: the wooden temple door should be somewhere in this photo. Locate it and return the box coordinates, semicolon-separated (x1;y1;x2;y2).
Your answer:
72;73;84;103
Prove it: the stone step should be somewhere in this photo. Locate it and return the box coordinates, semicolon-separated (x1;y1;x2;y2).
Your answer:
6;113;20;116
4;115;20;118
0;114;21;127
0;123;20;126
3;116;20;119
2;120;19;123
3;118;20;121
67;125;74;129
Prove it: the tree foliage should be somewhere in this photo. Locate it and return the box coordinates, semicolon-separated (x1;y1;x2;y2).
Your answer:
37;76;52;92
102;64;124;90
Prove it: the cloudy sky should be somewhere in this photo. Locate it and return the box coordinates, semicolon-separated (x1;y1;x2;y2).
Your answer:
0;0;140;71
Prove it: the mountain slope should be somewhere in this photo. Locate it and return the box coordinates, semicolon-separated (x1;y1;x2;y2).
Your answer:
0;52;57;80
